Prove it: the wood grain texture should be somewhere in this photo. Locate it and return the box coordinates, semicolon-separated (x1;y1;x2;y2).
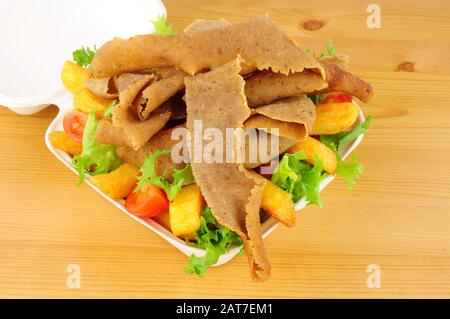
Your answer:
1;0;450;298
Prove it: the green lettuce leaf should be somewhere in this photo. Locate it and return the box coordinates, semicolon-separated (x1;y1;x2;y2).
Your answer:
103;100;117;119
73;46;96;67
336;154;364;191
320;116;372;190
321;116;373;152
136;150;194;200
184;208;242;278
326;38;336;56
73;112;122;184
151;15;180;36
306;39;336;59
308;93;325;105
271;151;326;207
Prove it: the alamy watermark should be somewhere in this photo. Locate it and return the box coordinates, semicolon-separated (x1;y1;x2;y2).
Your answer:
367;4;381;29
170;120;281;174
66;264;81;289
366;264;381;289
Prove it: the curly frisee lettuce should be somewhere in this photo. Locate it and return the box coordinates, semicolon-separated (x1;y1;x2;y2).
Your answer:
73;112;122;184
184;207;243;278
73;46;96;68
103;100;117;119
305;39;336;60
271;151;327;207
272;116;372;204
151;15;180;36
320;116;372;191
136;150;194;201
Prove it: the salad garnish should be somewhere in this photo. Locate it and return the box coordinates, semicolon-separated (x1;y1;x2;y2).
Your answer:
136;150;194;201
73;46;96;68
272;152;326;207
305;39;336;60
73;111;122;184
103;100;117;119
320;116;373;190
184;207;242;278
151;15;180;36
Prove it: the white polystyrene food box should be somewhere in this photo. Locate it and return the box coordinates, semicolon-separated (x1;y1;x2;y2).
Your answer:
1;0;366;267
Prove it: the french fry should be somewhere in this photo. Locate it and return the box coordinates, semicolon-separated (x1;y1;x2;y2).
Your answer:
246;170;296;227
90;163;140;200
169;184;203;237
74;88;113;114
61;61;89;94
288;136;338;174
49;131;82;156
261;179;296;227
311;102;359;135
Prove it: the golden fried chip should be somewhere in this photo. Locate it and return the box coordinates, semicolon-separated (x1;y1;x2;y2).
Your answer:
61;61;88;94
311;102;359;135
89;163;140;199
261;179;296;227
49;131;82;156
169;184;203;237
288;136;338;174
74;88;113;114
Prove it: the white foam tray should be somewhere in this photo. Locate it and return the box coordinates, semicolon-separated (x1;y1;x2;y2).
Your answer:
0;0;166;110
37;98;365;266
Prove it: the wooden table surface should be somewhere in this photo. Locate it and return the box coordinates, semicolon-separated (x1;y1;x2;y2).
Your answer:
1;0;450;298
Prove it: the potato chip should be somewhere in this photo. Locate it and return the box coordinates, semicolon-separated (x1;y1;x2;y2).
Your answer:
61;61;88;94
169;184;203;237
74;88;113;114
49;131;82;156
311;102;359;135
288;136;338;174
261;179;296;227
89;163;140;200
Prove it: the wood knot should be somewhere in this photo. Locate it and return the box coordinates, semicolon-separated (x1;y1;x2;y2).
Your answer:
302;19;324;31
398;61;415;72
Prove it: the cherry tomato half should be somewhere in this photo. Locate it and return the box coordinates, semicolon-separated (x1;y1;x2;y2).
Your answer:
125;184;169;218
320;92;352;104
63;111;88;142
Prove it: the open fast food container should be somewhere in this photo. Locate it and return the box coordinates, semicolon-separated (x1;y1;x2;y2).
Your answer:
0;0;366;267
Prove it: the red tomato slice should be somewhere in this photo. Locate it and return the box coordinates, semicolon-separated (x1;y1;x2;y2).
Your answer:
125;184;169;218
63;111;88;142
320;92;352;104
